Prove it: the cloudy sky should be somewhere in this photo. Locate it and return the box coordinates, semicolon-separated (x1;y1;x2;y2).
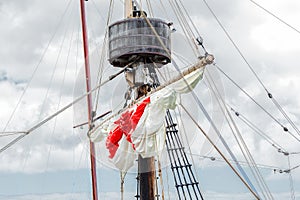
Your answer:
1;0;300;199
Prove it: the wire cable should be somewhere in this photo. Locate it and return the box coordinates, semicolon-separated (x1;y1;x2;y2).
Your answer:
215;64;300;143
145;0;154;17
130;4;260;195
248;0;300;35
203;0;300;139
180;104;260;200
0;65;131;154
229;106;287;153
2;0;73;133
206;69;273;199
93;0;114;113
190;153;282;171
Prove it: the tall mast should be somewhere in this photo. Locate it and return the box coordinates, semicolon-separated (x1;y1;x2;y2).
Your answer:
108;0;171;198
123;1;156;199
79;1;98;200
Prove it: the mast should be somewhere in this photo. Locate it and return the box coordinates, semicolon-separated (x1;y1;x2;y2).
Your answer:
79;0;98;200
124;1;156;199
125;0;133;18
108;0;171;198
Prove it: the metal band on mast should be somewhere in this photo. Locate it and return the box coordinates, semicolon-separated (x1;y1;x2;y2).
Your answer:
79;0;99;200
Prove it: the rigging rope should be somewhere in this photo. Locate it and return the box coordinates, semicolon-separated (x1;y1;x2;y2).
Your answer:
93;0;114;113
215;64;300;143
228;106;287;153
21;1;77;174
145;0;154;17
206;69;273;199
175;105;204;195
190;153;282;171
180;104;260;200
2;0;73;133
248;0;300;35
167;0;199;57
175;0;208;53
44;5;77;173
202;0;300;140
127;6;260;197
0;132;26;137
0;64;132;154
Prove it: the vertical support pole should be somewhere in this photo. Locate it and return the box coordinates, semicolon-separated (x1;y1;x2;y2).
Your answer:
79;0;98;200
125;0;133;18
138;155;156;200
136;87;157;200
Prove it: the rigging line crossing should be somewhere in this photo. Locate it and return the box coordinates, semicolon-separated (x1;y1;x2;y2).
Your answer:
180;104;260;200
0;64;133;155
206;70;273;200
0;133;24;137
248;0;300;35
270;97;300;137
2;0;74;133
229;106;287;153
215;64;300;143
202;0;300;138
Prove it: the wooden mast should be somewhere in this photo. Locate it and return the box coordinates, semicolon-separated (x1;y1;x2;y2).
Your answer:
137;88;156;200
79;0;99;200
124;1;156;199
125;0;133;18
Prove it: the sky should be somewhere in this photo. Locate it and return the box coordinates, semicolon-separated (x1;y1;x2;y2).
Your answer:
1;0;300;199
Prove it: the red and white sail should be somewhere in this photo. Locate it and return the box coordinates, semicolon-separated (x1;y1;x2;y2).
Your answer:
90;67;205;171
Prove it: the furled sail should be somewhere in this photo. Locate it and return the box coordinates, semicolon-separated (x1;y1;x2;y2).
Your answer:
90;66;205;171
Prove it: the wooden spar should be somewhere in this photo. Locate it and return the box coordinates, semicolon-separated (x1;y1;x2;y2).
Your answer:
89;54;214;137
79;0;99;200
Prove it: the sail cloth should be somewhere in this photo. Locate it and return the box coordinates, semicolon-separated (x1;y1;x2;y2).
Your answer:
90;67;205;171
